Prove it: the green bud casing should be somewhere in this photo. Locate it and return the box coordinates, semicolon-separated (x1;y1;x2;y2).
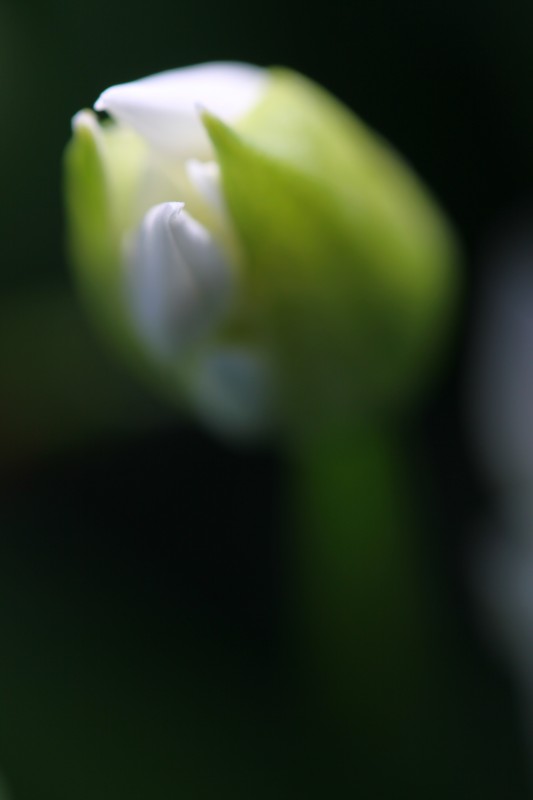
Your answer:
203;68;459;436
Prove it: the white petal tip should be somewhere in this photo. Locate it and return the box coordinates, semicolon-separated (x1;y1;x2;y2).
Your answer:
126;202;234;356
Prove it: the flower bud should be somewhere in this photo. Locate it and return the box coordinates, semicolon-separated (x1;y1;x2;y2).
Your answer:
64;62;459;440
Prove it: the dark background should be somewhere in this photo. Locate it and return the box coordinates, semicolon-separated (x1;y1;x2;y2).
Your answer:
0;0;531;796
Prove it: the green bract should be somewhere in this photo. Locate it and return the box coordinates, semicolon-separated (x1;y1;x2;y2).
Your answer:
64;63;459;439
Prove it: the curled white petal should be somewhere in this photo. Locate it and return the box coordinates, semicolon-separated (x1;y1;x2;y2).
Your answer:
188;347;275;437
126;202;234;355
94;62;268;158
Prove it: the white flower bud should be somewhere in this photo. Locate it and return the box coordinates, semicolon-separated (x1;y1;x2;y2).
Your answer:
66;62;458;439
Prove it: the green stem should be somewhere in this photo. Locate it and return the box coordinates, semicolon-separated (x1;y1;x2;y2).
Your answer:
289;425;529;797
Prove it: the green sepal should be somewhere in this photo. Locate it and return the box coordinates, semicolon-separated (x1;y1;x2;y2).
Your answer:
63;115;185;409
63;114;135;358
202;70;460;437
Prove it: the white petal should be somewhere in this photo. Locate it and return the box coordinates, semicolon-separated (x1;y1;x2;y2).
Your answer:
188;347;275;437
94;62;268;158
126;202;234;355
185;159;225;214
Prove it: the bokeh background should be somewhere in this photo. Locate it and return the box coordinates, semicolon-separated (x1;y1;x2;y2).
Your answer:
1;0;533;797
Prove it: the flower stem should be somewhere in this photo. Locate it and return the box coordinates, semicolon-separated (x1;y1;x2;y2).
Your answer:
289;425;528;797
